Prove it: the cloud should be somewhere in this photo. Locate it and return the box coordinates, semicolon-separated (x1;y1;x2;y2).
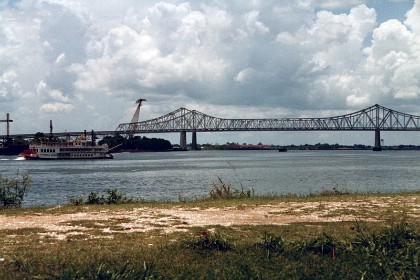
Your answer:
40;102;74;113
404;0;420;33
363;18;420;101
244;10;270;34
0;0;419;145
312;0;366;10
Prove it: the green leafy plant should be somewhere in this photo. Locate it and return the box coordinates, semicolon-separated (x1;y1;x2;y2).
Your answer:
105;189;133;204
0;171;31;208
67;189;135;205
86;192;104;205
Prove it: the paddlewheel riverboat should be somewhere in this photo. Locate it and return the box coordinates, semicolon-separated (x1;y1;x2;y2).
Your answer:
19;136;113;160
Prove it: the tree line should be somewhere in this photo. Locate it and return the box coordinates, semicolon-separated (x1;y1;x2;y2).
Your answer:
99;134;172;152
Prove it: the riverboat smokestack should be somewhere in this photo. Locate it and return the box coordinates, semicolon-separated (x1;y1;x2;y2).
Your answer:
49;120;53;136
91;130;95;146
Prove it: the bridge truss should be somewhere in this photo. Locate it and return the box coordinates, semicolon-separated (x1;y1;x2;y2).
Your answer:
116;104;420;133
114;104;419;151
2;104;419;151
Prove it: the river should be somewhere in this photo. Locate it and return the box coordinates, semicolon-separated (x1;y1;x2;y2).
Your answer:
0;150;419;207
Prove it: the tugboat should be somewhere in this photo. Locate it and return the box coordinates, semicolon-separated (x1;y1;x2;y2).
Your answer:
19;135;113;160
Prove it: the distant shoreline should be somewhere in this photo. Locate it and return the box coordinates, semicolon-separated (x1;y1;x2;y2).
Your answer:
199;143;420;151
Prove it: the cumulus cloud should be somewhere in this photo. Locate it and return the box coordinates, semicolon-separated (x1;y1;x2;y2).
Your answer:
40;103;74;113
0;0;419;145
405;0;420;33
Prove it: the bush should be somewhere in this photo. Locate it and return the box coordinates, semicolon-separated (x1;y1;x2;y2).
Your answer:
67;189;135;205
0;171;31;208
105;189;133;204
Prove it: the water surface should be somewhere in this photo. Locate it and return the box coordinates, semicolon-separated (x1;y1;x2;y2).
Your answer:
0;150;418;206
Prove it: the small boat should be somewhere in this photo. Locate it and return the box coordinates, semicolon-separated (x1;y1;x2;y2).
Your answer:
19;136;113;160
278;147;287;152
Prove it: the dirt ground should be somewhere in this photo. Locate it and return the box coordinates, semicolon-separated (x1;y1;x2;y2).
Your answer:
0;195;418;240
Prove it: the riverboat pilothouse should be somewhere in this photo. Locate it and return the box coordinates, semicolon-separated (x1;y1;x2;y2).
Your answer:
20;135;113;160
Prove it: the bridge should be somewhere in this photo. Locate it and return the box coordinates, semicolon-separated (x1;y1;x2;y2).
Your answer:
2;104;420;151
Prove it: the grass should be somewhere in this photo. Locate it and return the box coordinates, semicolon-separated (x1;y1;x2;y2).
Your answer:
0;191;419;279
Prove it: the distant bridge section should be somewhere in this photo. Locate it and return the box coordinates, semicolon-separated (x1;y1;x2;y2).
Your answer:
116;104;419;151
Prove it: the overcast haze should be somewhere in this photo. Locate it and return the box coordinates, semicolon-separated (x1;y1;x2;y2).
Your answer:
1;0;419;146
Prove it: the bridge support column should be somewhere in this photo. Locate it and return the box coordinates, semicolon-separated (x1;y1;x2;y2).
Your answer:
373;129;382;151
180;131;187;150
191;131;198;150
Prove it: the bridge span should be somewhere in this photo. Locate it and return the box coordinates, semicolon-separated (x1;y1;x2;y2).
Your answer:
2;104;420;151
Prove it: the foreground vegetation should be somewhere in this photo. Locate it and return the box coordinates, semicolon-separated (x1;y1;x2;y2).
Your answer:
0;191;418;279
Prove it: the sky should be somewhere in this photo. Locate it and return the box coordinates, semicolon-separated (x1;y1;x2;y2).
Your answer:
0;0;419;146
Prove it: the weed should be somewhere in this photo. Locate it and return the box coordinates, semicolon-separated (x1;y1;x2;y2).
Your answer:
259;232;284;258
0;171;31;208
210;176;254;200
67;195;84;206
59;261;155;279
351;219;419;279
310;187;350;197
210;176;233;199
304;233;337;258
184;230;233;252
67;189;135;205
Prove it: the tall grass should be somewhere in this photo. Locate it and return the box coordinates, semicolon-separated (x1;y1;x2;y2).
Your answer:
0;214;418;279
209;176;254;199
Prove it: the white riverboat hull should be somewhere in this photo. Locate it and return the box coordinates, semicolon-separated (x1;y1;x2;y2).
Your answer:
20;136;113;160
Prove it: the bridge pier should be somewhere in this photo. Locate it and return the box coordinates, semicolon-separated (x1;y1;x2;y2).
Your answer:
180;131;187;150
373;129;382;151
191;131;198;150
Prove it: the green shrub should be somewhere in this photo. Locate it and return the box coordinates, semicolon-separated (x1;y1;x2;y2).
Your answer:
0;171;31;208
105;189;133;204
67;189;135;205
86;192;104;205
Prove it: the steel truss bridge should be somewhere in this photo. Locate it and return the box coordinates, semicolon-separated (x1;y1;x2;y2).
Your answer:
115;104;419;150
2;104;420;151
